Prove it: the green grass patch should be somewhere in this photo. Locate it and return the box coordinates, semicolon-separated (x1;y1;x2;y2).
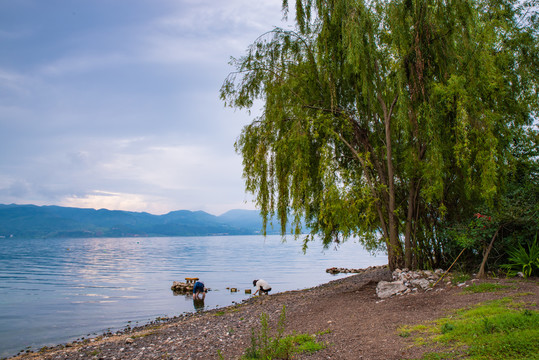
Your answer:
461;282;511;294
450;272;471;285
403;297;539;359
131;332;154;339
87;349;100;356
214;307;242;317
316;329;332;336
514;292;535;298
131;328;159;339
420;353;456;360
289;332;326;353
238;305;327;359
242;331;326;359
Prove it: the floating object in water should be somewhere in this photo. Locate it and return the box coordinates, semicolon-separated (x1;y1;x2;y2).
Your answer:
230;288;237;292
185;277;199;284
245;289;251;294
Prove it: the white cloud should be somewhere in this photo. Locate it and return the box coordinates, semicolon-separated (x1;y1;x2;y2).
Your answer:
96;141;242;192
0;0;288;215
140;0;288;66
0;68;32;97
38;52;128;77
49;136;250;214
60;190;154;213
0;29;28;40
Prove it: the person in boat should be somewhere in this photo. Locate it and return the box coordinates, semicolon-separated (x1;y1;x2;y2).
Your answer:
252;279;272;295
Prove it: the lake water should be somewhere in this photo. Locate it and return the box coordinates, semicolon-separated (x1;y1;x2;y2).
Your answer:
0;235;386;357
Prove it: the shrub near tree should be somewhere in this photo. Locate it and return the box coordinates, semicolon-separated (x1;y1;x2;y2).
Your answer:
443;127;538;276
221;0;539;270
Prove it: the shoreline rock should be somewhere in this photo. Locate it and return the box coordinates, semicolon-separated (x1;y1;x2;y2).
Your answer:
376;268;447;299
326;264;387;275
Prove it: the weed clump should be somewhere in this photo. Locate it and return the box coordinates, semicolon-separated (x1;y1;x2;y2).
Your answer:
240;305;327;359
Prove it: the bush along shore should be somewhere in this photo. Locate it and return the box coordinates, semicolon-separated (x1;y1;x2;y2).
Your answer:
7;266;538;360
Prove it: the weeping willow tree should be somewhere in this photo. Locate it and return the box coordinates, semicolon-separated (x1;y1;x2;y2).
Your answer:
221;0;538;270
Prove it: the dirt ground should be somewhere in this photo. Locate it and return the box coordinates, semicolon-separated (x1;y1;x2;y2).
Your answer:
9;267;538;360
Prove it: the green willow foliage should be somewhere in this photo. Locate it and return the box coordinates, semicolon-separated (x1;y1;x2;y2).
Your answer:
221;0;538;270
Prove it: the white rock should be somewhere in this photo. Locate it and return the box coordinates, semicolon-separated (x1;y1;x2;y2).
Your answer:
410;278;431;290
376;281;408;299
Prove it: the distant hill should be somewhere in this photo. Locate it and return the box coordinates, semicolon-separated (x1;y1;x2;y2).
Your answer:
0;204;291;239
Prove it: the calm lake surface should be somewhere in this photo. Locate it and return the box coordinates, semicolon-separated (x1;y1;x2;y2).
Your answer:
0;235;386;357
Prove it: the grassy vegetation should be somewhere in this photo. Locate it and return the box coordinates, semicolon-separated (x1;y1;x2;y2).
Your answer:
461;283;511;294
450;272;472;285
238;305;328;359
214;306;242;317
131;329;158;339
502;236;539;278
399;297;538;359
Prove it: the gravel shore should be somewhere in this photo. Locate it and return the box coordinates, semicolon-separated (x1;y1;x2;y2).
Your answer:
7;267;538;360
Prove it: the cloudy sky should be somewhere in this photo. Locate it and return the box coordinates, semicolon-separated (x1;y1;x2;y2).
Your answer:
0;0;292;215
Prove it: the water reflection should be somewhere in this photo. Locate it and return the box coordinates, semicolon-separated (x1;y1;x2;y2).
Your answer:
193;298;205;312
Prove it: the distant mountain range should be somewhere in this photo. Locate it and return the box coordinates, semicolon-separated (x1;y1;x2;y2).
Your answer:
0;204;290;239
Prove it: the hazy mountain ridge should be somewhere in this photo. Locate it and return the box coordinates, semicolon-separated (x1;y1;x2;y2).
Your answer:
0;204;285;238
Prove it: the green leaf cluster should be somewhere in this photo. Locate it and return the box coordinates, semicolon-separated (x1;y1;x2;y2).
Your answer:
221;0;539;270
502;235;539;277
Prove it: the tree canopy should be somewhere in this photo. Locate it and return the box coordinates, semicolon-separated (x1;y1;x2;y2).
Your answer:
221;0;538;270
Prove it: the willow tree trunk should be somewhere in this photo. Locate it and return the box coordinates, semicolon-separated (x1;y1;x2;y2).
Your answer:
380;94;403;270
404;180;417;269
